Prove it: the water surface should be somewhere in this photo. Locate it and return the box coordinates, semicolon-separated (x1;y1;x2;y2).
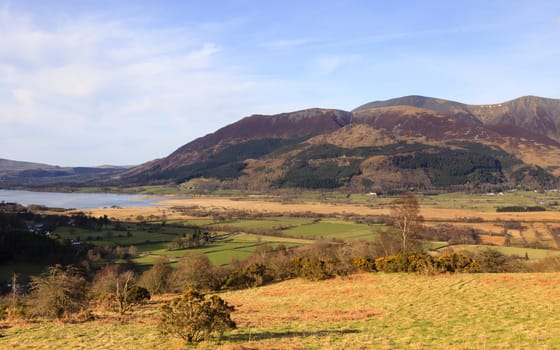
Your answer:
0;189;161;209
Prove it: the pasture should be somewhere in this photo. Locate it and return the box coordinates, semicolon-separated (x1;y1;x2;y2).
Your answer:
56;190;560;272
132;233;313;267
282;220;388;240
3;272;560;349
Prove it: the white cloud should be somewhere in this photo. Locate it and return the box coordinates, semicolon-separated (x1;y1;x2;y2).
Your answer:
261;38;313;49
12;88;34;105
36;64;104;97
0;7;276;166
313;54;361;75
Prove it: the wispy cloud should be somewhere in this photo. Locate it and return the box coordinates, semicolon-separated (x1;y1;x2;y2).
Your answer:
313;54;361;75
261;38;314;49
0;7;271;165
12;89;34;105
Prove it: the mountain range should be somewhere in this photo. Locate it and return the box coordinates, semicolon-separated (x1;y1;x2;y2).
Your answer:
3;95;560;192
0;159;127;189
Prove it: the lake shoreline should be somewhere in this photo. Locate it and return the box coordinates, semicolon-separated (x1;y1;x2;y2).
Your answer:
0;189;167;210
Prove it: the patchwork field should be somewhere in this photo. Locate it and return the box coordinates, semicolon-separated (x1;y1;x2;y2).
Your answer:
3;272;560;349
59;190;560;273
132;233;314;268
79;191;560;223
282;220;388;240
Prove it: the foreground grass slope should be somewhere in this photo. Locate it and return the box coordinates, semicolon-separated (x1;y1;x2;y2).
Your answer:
2;272;560;349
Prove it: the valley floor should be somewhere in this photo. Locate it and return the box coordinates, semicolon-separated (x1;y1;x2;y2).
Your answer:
79;192;560;251
2;272;560;349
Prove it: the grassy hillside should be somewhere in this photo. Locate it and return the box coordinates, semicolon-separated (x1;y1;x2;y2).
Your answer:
2;272;560;349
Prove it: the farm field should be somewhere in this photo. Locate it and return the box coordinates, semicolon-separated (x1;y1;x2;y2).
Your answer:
85;190;558;225
56;190;560;273
50;215;388;270
3;272;560;349
282;220;388;240
132;233;314;267
447;244;560;260
203;217;317;230
428;221;560;249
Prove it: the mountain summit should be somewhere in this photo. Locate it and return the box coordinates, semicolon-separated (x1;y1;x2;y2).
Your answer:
116;95;560;192
356;95;560;142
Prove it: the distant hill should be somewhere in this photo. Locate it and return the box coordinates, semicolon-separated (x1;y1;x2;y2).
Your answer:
0;159;128;189
4;95;560;192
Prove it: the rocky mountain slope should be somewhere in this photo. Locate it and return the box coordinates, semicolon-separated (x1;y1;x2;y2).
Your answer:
116;95;560;192
356;95;560;143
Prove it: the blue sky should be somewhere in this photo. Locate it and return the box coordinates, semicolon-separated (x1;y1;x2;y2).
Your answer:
1;0;559;166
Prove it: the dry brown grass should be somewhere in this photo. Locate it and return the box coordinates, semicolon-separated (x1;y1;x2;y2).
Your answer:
64;192;559;225
479;234;507;245
4;273;560;349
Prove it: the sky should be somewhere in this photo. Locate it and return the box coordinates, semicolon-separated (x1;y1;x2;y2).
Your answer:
1;0;559;166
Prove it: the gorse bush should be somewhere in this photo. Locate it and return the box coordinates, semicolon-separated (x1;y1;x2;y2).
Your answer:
292;256;332;281
224;263;272;289
126;286;150;305
438;252;481;273
352;257;377;272
3;302;27;321
375;252;479;274
159;287;236;343
0;303;9;320
473;248;525;273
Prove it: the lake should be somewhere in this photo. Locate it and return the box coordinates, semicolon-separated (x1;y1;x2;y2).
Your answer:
0;189;162;209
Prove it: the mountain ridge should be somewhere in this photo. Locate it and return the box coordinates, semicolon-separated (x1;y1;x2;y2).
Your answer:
3;95;560;192
356;95;560;142
115;94;560;192
0;158;128;189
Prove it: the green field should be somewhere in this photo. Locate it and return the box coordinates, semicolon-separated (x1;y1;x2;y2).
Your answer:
205;217;317;230
166;216;318;231
52;218;386;270
283;220;389;240
54;224;190;247
450;244;560;260
3;272;560;349
131;232;314;267
275;190;560;212
419;191;560;212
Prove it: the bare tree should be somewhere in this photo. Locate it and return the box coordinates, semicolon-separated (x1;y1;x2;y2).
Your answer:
89;264;138;313
139;256;171;295
115;270;136;314
169;253;221;292
390;193;423;252
30;265;86;319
